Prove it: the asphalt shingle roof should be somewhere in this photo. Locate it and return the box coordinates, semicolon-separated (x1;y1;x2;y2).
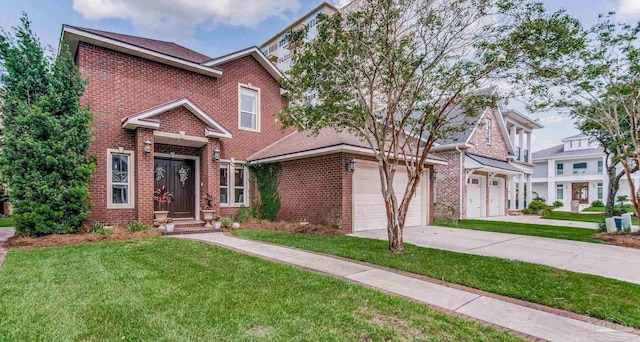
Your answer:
466;153;522;172
532;144;604;160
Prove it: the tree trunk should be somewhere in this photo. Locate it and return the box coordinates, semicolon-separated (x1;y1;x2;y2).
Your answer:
387;219;404;252
605;164;622;216
622;163;640;218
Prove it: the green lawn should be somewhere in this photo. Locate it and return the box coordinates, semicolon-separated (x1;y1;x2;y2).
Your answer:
0;217;14;227
435;220;601;243
543;211;640;225
583;205;634;213
0;238;520;341
233;230;640;329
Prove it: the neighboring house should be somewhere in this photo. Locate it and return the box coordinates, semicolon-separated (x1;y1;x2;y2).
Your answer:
531;133;640;208
432;87;544;220
259;2;338;74
59;26;443;233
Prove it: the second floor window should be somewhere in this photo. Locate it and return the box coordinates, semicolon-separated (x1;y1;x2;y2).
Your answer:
486;119;492;143
598;160;603;174
239;85;260;132
573;162;587;174
556;163;563;175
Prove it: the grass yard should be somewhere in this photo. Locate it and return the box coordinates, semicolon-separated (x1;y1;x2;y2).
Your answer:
583;205;635;213
543;211;640;225
0;217;14;227
435;220;601;243
0;238;520;341
233;230;640;329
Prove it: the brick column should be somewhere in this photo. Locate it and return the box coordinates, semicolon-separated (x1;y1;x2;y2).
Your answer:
135;128;155;224
340;154;353;233
200;139;221;219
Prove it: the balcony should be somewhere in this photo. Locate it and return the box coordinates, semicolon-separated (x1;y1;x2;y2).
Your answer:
515;147;529;163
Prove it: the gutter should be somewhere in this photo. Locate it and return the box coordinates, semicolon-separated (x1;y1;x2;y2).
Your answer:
456;146;464;220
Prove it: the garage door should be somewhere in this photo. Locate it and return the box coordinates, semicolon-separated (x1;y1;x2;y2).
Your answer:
489;178;505;216
353;164;426;232
467;176;483;219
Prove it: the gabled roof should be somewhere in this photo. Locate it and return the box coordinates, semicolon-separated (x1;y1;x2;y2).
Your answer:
247;127;446;165
466;153;522;173
561;133;588;141
61;25;222;78
68;26;212;64
202;46;285;81
121;98;232;139
532;144;604;160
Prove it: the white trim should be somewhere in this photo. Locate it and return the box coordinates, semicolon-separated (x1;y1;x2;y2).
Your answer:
238;84;261;133
202;46;285;81
61;26;222;78
122;98;233;139
154;153;201;218
249;144;448;166
532;153;604;162
153;131;209;147
219;159;250;208
107;149;135;209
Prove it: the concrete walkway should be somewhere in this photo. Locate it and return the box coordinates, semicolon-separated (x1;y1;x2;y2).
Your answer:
354;226;640;284
475;215;598;229
0;228;15;267
171;233;640;342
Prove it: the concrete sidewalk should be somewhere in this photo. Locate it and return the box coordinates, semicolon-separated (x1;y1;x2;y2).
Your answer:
172;232;640;342
354;226;640;284
475;215;598;229
0;228;15;267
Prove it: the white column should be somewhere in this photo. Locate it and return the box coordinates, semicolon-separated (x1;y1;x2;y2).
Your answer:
509;176;516;210
527;174;533;203
518;174;525;209
526;132;532;162
518;129;524;161
510;124;517;147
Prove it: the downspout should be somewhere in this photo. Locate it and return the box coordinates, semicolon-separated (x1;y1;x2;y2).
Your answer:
456;146;464;220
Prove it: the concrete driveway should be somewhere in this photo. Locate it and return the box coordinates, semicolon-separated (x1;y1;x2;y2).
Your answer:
353;225;640;284
474;215;598;229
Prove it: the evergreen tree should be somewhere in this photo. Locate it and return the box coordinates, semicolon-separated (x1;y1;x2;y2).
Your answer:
0;14;95;235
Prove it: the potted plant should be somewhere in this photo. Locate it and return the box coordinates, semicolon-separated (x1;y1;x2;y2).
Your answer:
200;193;216;228
153;185;173;223
213;215;222;229
164;217;175;232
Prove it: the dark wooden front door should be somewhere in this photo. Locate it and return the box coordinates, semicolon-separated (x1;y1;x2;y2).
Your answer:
154;157;196;218
572;182;589;204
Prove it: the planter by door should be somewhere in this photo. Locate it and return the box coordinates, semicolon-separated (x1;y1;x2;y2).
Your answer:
154;157;196;219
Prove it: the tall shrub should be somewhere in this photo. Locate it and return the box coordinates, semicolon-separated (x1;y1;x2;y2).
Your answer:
247;163;281;221
0;14;95;235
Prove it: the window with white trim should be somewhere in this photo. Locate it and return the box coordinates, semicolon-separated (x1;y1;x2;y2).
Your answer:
239;85;260;131
220;162;248;206
597;182;603;200
556;184;563;200
107;149;134;209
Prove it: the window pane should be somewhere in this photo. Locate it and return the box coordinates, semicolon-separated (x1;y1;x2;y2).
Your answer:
220;188;228;204
235;188;245;204
241;88;257;113
240;112;256;129
112;185;128;204
112;155;128;183
573;163;587;169
235;167;245;187
220;165;228;186
557;188;563;200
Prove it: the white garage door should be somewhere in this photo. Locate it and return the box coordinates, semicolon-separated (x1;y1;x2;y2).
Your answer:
353;164;426;232
467;176;483;219
489;178;505;217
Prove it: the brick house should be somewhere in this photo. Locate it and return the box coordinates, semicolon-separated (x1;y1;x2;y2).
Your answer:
431;87;543;220
61;26;444;233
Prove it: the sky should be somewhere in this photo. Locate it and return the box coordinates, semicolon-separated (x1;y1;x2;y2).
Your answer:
0;0;637;151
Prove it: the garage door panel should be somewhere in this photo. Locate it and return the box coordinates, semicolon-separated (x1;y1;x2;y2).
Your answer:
353;165;426;232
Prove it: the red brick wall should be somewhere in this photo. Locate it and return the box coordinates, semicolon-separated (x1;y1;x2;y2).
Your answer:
276;153;354;233
433;149;464;220
78;42;290;225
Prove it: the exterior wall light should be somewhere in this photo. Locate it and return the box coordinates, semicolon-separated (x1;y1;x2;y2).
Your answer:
346;158;356;172
143;140;152;156
212;148;221;162
430;169;438;181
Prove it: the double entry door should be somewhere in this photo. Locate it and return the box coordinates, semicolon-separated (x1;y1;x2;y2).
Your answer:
572;182;589;204
154;157;196;219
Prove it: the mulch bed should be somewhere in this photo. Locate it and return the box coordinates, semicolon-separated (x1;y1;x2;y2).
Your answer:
238;219;344;236
7;226;162;249
594;232;640;249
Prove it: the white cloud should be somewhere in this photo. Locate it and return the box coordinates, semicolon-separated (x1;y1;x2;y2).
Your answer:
73;0;301;37
616;0;640;21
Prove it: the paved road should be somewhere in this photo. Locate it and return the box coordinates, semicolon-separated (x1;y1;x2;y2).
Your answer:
475;215;598;229
172;233;640;342
353;225;640;284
